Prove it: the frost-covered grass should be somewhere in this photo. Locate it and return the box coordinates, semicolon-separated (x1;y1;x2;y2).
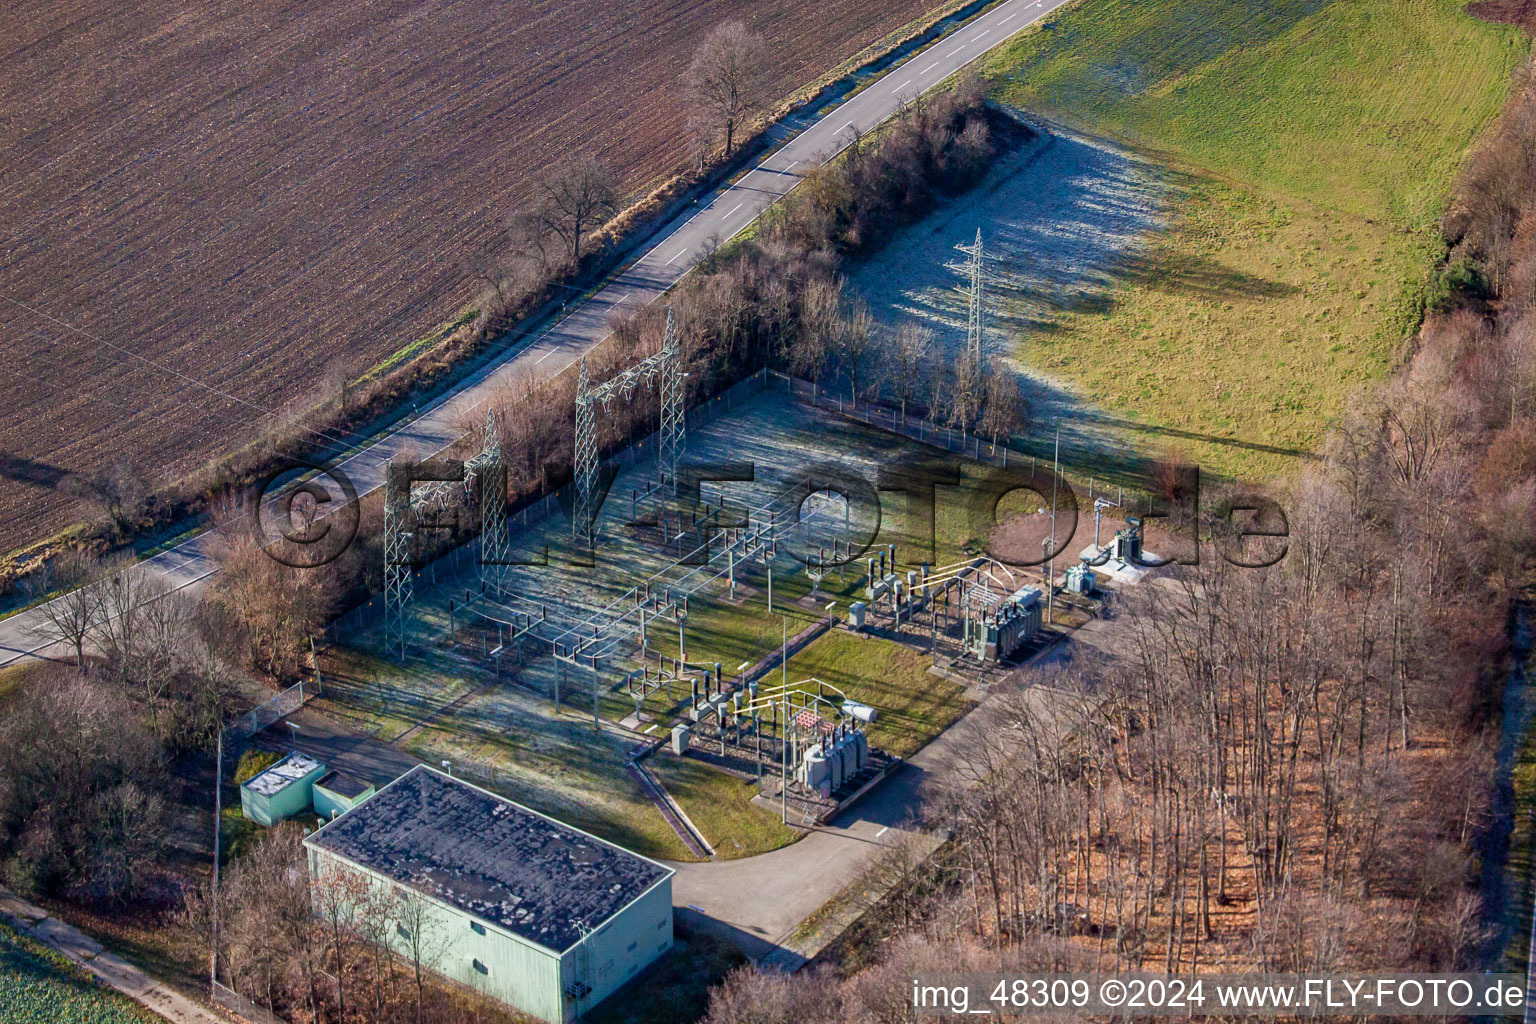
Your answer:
915;0;1531;481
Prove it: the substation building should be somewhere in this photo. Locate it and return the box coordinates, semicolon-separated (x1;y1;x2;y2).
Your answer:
312;771;376;820
240;751;326;827
303;766;673;1024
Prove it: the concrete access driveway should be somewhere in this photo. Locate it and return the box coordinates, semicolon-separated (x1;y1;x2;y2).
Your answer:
667;694;983;964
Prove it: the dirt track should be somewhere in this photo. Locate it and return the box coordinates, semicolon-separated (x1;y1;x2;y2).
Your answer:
0;0;938;551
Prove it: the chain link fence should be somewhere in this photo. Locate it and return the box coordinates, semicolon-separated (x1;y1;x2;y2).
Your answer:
230;677;323;742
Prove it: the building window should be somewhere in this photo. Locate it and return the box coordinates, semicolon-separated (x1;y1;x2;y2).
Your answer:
472;958;489;976
470;921;486;936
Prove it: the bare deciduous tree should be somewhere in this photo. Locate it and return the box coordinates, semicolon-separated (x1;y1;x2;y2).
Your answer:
684;21;769;159
530;154;617;270
313;865;365;1023
396;887;453;1024
61;459;148;539
839;299;877;408
791;276;841;393
208;526;328;679
888;322;934;423
0;672;165;901
28;548;107;668
979;366;1026;447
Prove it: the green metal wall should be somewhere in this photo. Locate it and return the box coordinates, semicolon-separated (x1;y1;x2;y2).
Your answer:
240;762;324;826
308;846;565;1022
559;877;674;1021
313;782;374;821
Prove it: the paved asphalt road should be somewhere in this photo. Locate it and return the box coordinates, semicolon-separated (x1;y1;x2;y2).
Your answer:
0;0;1068;668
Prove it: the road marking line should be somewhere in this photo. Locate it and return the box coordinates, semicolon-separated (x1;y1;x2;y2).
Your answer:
665;250;685;265
786;160;799;172
975;29;989;39
725;202;743;218
533;349;556;365
839;120;854;133
922;60;940;73
895;79;912;93
876;826;890;836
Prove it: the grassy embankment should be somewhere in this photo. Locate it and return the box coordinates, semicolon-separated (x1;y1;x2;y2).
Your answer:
984;0;1526;480
646;756;797;858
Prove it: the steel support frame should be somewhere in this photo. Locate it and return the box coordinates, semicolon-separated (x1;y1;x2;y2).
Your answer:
573;307;685;545
383;409;508;657
958;228;987;367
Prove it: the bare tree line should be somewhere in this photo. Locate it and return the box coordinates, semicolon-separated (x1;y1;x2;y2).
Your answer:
5;562;247;902
451;75;1015;523
182;825;506;1024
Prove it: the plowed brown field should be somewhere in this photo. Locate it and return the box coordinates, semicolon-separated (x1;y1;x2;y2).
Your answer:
0;0;939;552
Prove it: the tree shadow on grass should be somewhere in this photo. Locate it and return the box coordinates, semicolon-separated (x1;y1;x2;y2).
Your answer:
846;123;1307;485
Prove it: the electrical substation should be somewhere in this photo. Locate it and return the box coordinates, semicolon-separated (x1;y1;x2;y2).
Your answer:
318;299;1147;866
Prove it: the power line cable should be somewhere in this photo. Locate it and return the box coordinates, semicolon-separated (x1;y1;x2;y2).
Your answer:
3;294;357;451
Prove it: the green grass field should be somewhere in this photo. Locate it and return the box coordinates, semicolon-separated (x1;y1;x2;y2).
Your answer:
777;630;973;758
983;0;1526;480
647;756;798;858
0;919;158;1024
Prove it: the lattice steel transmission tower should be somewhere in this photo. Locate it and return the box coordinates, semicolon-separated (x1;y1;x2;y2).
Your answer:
657;308;685;494
956;228;988;367
470;408;510;596
573;357;599;545
382;410;510;657
383;463;413;657
572;308;686;545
